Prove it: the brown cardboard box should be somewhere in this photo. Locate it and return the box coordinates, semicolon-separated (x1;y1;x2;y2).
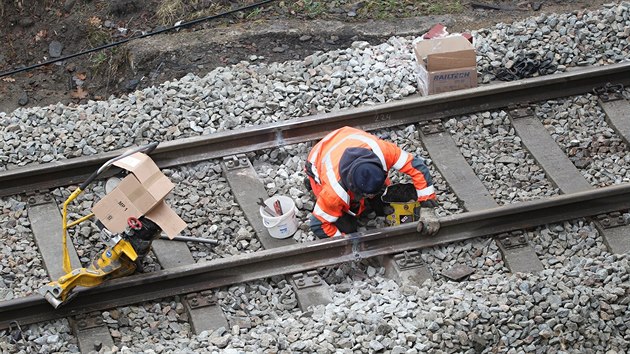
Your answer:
414;35;478;95
92;153;186;238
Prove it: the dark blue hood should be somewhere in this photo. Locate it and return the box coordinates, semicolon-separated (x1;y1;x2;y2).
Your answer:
339;147;386;195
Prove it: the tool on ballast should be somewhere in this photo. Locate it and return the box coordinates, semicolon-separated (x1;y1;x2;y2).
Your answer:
38;142;188;308
381;183;440;235
381;183;421;226
159;234;219;245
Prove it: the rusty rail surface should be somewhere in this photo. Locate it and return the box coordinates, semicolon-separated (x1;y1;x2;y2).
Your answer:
2;182;630;330
1;62;629;197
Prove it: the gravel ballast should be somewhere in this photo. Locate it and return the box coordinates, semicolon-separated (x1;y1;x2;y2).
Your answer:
2;2;630;353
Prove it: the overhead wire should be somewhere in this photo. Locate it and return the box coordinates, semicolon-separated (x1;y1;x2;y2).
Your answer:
0;0;276;79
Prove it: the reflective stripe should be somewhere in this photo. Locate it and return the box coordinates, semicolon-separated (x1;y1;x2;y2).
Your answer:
311;165;321;184
392;150;409;170
416;185;435;197
313;204;339;222
346;134;387;170
308;144;322;164
332;229;342;237
309;131;341;184
308;145;322;184
324;155;350;204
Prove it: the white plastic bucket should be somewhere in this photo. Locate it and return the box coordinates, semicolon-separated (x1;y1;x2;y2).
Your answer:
259;195;298;239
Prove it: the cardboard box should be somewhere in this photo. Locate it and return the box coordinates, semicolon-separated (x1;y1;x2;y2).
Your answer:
414;35;478;95
92;153;186;238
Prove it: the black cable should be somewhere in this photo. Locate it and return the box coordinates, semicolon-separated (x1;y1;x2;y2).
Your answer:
0;0;276;79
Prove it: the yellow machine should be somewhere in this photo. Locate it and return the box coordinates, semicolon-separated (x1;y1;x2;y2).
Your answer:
381;183;421;226
38;143;162;308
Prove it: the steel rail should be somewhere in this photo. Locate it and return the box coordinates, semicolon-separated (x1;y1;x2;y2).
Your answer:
1;62;629;197
2;182;630;330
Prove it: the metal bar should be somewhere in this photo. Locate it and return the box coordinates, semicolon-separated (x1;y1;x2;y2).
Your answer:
3;182;630;330
1;63;629;197
159;235;219;245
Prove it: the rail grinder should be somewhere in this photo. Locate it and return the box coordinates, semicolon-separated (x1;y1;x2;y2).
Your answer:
38;142;174;308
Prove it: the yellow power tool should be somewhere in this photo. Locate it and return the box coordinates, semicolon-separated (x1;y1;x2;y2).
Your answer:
381;183;421;226
38;143;161;308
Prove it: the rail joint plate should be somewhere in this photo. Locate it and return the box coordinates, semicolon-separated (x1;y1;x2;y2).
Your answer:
222;154;251;170
72;312;106;332
292;270;323;289
595;211;629;229
594;83;624;102
495;230;529;249
392;250;425;270
185;291;217;309
508;105;534;119
420;119;445;135
27;193;54;206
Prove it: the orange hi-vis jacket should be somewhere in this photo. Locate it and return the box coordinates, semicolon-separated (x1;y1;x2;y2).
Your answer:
306;126;436;238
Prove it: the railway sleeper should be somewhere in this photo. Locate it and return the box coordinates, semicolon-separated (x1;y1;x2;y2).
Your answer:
598;91;630;147
221;154;334;311
289;271;333;310
183;291;228;336
150;230;229;336
593;210;630;254
381;250;432;287
69;312;115;353
508;105;592;194
494;230;544;274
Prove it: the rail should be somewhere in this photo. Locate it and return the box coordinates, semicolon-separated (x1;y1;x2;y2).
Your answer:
0;62;629;197
2;182;629;330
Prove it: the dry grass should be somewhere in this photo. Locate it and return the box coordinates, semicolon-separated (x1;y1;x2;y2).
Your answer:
188;3;228;21
360;0;464;19
91;47;131;91
156;0;231;25
156;0;186;25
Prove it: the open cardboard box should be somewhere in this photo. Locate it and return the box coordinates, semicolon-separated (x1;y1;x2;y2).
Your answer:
92;152;186;238
414;35;478;95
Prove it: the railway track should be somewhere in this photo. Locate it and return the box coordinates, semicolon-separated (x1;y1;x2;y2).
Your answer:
1;61;630;352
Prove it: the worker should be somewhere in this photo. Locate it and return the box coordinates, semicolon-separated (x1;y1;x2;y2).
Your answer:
304;126;439;238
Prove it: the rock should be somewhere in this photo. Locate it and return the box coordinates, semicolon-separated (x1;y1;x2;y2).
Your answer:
18;17;34;27
49;41;64;58
369;340;385;352
125;78;140;92
18;91;29;106
109;0;138;15
63;0;76;12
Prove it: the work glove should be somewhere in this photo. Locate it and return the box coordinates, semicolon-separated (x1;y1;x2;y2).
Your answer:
417;200;440;236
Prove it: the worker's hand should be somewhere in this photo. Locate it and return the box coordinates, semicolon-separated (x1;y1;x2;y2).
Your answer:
417;207;440;236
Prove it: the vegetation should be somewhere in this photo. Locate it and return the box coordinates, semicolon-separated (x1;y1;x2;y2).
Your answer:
153;0;466;25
